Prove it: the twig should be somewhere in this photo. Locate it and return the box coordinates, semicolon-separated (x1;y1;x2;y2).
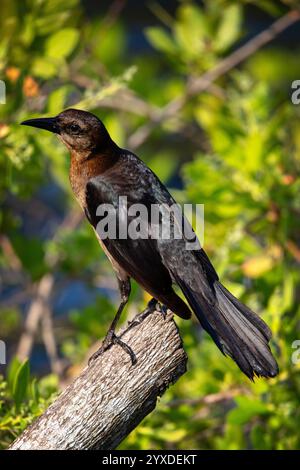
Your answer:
40;306;64;377
16;274;54;361
95;89;160;119
286;239;300;262
167;387;248;408
0;235;22;271
102;0;127;32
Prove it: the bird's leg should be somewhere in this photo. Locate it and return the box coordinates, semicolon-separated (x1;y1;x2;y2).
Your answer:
89;277;136;365
128;297;158;328
155;302;168;319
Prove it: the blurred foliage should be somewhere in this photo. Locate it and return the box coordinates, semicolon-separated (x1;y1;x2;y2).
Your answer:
0;0;300;450
0;358;57;449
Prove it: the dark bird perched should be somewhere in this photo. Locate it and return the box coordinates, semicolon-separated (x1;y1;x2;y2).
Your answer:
22;109;278;379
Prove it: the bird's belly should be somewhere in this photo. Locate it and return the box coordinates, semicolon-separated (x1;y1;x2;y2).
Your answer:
92;227;128;281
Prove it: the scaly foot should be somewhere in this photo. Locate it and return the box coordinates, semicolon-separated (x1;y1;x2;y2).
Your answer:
88;331;136;366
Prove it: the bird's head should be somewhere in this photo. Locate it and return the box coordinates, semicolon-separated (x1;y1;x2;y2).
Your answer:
21;109;113;155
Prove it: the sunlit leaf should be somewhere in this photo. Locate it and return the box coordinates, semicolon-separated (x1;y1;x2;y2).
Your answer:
12;360;30;410
145;27;177;55
46;28;79;59
215;5;242;52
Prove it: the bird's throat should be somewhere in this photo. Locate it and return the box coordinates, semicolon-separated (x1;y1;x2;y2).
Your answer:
69;150;119;208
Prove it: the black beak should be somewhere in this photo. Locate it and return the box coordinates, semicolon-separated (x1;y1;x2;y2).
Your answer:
21;117;60;134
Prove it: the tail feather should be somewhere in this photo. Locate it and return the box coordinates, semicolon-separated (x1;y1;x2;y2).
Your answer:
175;277;278;380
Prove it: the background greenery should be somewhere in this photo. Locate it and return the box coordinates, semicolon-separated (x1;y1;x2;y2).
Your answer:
0;0;300;450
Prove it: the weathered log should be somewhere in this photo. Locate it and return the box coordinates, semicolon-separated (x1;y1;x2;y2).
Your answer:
10;310;187;450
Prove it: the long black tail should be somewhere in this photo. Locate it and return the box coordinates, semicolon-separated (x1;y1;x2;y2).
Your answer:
176;276;278;380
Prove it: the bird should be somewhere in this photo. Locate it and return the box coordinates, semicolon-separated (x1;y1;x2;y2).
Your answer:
21;108;278;380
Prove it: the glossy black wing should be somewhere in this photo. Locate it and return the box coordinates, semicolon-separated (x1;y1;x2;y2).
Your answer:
84;168;174;296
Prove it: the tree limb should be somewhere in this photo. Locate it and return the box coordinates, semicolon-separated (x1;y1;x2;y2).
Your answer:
10;310;187;450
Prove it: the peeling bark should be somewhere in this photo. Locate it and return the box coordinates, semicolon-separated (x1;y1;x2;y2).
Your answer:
10;310;187;450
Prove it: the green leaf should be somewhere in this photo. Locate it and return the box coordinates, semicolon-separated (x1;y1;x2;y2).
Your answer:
13;359;30;410
145;27;177;55
6;356;22;392
227;397;270;425
32;57;58;78
250;424;272;449
282;272;294;312
30;378;39;404
174;4;209;59
149;152;177;182
215;5;242;52
10;236;46;280
46;28;79;58
47;85;71;114
253;0;283;16
105;115;126;148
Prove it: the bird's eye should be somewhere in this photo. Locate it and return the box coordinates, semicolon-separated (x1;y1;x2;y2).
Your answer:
68;123;81;134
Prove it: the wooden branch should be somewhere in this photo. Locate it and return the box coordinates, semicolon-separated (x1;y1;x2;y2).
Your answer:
10;310;187;450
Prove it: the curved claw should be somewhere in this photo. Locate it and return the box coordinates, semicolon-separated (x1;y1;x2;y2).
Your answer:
112;335;137;365
88;333;136;366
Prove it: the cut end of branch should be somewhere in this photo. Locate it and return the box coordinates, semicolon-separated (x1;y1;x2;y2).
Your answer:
10;310;187;450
